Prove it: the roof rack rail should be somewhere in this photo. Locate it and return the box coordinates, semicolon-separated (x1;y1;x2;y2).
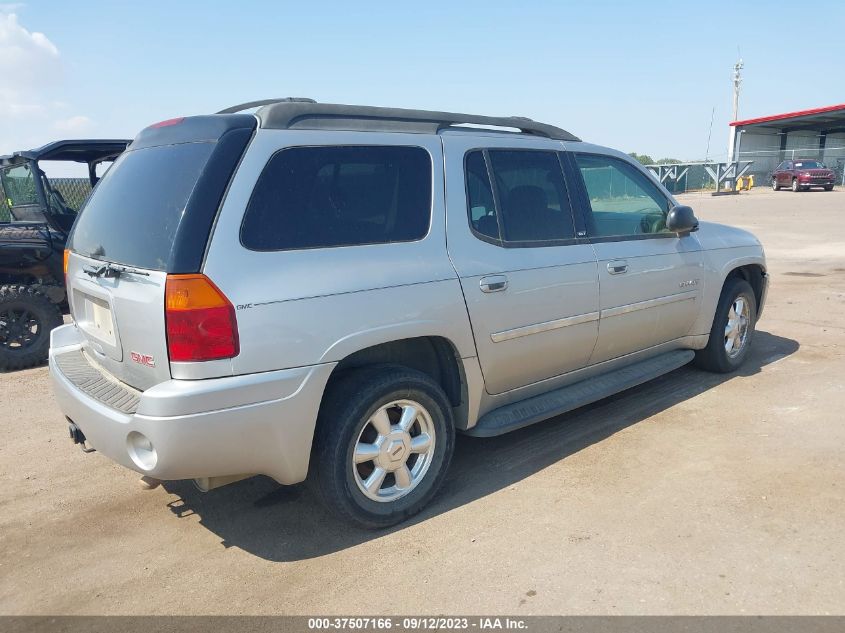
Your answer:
217;97;317;115
250;101;580;141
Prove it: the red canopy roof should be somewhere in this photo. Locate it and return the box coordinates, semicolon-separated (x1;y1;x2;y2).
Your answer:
730;103;845;127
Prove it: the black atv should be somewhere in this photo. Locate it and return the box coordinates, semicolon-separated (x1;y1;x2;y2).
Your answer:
0;139;129;370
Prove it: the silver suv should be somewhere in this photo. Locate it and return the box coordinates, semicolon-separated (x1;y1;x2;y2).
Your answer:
50;99;768;527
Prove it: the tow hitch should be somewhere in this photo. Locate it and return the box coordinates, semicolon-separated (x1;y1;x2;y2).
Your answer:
67;418;95;453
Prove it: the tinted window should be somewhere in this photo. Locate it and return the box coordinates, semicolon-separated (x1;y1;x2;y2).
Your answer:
794;160;824;169
574;153;670;238
70;142;215;270
472;150;575;243
241;146;431;251
465;151;499;240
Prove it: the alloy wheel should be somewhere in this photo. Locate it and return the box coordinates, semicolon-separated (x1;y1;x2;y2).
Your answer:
0;308;40;351
724;296;750;358
352;399;436;503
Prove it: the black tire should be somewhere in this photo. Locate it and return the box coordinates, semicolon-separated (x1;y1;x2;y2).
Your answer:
824;184;834;191
791;178;801;192
694;277;757;374
771;177;779;191
0;285;63;371
311;364;455;528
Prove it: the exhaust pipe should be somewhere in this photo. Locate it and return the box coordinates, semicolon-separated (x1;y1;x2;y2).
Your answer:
67;419;85;445
66;418;95;453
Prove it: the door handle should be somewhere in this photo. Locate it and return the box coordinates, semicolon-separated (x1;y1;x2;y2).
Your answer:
480;275;508;293
607;261;628;275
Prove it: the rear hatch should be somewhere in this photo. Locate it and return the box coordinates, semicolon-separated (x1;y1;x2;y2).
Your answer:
65;115;255;391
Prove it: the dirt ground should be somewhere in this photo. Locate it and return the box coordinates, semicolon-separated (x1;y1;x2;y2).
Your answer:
1;187;843;615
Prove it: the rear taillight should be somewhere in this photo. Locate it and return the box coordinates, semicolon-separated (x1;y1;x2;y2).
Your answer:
165;274;239;362
63;249;70;287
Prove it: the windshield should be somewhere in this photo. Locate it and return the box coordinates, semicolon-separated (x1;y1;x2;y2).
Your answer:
794;161;825;169
70;142;214;270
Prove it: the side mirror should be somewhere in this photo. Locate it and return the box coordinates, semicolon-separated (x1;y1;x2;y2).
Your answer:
666;205;699;236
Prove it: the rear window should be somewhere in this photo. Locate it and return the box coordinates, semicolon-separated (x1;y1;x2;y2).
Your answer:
70;142;214;270
240;145;431;251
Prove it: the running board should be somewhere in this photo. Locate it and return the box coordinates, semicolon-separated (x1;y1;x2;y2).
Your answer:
465;350;695;437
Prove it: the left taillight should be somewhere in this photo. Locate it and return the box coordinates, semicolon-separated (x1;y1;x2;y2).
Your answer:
63;249;70;287
165;274;239;363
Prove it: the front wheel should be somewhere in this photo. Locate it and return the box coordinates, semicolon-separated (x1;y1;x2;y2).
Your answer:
791;178;801;192
694;278;757;373
312;365;455;528
771;177;780;191
824;184;834;191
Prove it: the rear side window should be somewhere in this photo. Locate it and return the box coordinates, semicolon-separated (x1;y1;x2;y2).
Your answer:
464;149;576;245
240;145;432;251
70;142;215;270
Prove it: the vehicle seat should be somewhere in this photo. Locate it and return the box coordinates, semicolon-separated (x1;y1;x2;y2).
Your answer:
503;185;551;241
476;214;499;239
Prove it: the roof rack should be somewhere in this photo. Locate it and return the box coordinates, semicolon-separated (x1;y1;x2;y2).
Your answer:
217;99;579;141
216;97;317;114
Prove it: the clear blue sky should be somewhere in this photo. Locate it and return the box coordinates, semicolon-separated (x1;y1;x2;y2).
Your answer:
2;0;844;161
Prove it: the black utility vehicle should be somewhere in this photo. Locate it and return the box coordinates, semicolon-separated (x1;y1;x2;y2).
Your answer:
0;139;129;370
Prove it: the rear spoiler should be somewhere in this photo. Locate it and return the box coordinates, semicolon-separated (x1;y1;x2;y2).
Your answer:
130;115;257;151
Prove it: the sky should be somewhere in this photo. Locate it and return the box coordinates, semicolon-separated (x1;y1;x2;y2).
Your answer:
1;0;844;163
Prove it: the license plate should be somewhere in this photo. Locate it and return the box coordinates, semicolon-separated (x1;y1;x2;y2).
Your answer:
87;296;115;345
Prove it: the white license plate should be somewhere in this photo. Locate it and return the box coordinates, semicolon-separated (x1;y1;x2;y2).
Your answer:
87;296;115;345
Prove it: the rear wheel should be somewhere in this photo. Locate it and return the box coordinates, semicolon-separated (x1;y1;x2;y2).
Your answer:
312;365;455;528
694;278;757;373
771;177;779;191
0;285;63;371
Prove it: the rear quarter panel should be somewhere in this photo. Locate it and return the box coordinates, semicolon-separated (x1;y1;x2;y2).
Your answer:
201;130;477;376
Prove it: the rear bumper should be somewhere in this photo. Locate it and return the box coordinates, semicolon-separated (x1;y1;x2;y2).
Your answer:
48;324;335;484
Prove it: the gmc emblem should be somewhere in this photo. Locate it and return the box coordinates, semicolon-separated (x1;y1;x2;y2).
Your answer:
130;352;156;368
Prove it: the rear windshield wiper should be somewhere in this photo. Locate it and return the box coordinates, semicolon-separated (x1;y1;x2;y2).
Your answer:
82;263;150;279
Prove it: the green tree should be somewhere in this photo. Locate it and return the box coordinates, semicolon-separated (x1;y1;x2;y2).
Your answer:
628;152;655;165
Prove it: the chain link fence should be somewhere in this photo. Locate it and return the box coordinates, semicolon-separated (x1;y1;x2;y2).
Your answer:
1;177;91;222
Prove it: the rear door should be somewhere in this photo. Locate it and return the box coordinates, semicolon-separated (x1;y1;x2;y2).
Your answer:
65;120;253;390
444;135;599;395
567;150;703;364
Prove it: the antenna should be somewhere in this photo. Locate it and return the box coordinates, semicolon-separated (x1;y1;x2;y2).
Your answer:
705;106;715;161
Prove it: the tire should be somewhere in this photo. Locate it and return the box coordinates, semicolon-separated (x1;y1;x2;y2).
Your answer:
0;285;63;371
824;184;834;191
791;178;801;192
312;364;455;528
694;277;757;374
771;177;779;191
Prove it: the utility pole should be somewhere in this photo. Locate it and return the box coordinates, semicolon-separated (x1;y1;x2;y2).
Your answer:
727;58;743;162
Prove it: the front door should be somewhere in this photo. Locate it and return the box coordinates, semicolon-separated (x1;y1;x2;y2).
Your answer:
567;151;704;364
778;161;793;187
444;137;600;395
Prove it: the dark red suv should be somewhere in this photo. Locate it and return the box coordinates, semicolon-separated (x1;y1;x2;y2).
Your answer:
772;159;836;192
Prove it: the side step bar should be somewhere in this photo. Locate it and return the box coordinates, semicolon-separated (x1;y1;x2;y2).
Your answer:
465;350;695;437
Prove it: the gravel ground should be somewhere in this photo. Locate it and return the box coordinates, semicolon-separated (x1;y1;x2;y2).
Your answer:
1;187;843;615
